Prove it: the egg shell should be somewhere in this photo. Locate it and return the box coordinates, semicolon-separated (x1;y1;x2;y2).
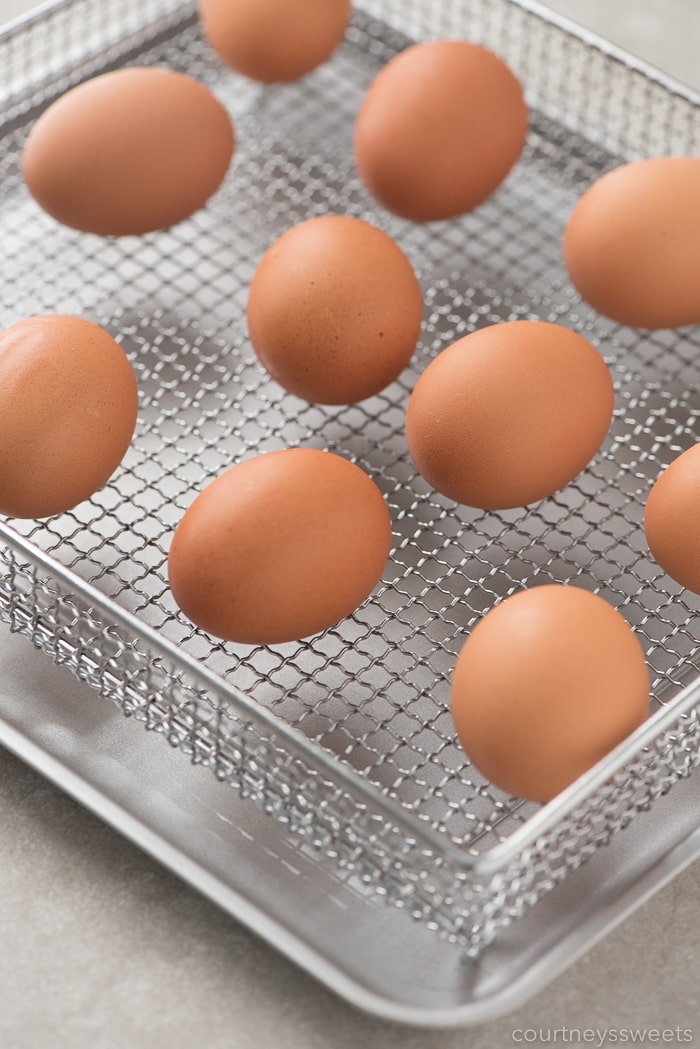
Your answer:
168;448;392;645
198;0;351;83
353;40;528;222
405;320;614;510
0;315;138;519
450;585;650;803
645;443;700;593
564;157;700;329
23;68;235;236
247;215;423;405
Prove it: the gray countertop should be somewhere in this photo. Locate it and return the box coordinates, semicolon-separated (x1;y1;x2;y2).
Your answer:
1;1;699;1046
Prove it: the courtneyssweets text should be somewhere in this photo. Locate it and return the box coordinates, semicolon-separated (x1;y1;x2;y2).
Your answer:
512;1029;694;1046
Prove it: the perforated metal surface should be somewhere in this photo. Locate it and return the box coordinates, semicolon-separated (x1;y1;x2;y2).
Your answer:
1;0;700;955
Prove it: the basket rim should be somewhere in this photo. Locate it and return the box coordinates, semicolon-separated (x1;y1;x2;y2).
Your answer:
3;516;700;877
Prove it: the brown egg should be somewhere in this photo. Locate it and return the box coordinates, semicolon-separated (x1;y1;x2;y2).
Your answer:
247;215;423;404
168;449;392;645
451;585;650;803
23;68;234;236
0;315;138;519
645;444;700;592
564;157;700;329
198;0;351;83
405;320;613;510
353;40;528;222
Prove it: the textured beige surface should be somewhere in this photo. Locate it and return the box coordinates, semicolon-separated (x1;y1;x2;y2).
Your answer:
544;0;699;90
0;0;699;1045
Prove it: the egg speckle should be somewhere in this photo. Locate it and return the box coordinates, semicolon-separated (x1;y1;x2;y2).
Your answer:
450;585;650;803
354;40;528;222
406;320;614;510
0;315;138;519
247;215;423;405
23;67;234;236
564;156;700;329
168;448;392;645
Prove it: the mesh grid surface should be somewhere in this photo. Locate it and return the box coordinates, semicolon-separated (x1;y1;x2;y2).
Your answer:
1;0;700;952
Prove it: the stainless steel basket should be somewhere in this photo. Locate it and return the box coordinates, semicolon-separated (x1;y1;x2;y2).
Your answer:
1;0;700;968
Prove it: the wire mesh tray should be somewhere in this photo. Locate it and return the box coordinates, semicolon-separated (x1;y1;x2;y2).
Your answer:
1;0;700;964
